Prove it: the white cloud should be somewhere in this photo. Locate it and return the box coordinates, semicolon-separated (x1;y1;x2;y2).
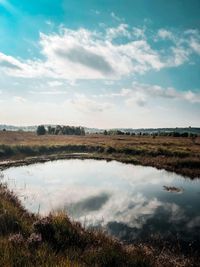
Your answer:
110;12;124;22
0;52;23;71
183;90;200;103
30;90;67;95
48;80;63;87
187;216;200;228
190;37;200;55
94;82;200;106
128;83;200;104
168;47;190;66
156;28;200;66
71;94;114;112
124;90;147;107
45;20;54;26
106;24;131;40
157;29;174;40
13;96;27;103
0;26;164;79
0;26;199;81
132;27;146;39
104;80;114;85
0;52;49;78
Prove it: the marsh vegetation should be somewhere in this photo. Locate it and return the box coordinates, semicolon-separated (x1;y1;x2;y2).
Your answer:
0;131;200;266
0;131;199;178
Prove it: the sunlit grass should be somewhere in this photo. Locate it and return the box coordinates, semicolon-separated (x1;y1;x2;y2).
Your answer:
0;131;199;178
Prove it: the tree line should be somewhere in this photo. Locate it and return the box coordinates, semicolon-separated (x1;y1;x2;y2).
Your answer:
103;130;198;137
36;125;85;136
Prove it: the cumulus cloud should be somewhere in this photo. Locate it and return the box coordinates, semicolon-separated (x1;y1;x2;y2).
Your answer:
157;29;174;40
156;28;200;66
56;45;114;75
38;27;165;79
125;91;147;107
71;94;114;112
127;83;200;105
13;96;27;103
48;80;63;87
30;90;67;95
132;27;146;39
190;37;200;55
0;53;22;70
0;26;199;80
187;216;200;228
94;82;200;106
106;24;131;40
168;47;190;66
0;52;49;78
110;12;124;22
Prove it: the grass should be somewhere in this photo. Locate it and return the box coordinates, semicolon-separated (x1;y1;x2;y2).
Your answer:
0;131;200;265
0;131;199;178
0;183;197;267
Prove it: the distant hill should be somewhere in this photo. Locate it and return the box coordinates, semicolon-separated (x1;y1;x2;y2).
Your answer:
0;125;37;132
85;127;200;135
113;127;200;135
0;125;200;135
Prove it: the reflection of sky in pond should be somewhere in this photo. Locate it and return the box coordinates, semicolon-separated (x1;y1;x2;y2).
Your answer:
2;159;200;244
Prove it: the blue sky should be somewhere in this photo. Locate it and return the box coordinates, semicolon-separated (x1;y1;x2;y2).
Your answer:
0;0;200;128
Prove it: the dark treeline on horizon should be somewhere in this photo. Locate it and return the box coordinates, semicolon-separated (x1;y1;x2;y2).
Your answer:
36;125;85;136
103;129;198;138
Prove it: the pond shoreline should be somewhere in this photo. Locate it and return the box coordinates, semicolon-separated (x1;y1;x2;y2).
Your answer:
0;133;199;178
1;144;199;265
0;151;199;179
1;158;199;266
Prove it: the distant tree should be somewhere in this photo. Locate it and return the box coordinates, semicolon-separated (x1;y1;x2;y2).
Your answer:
181;132;189;137
54;125;62;135
75;127;81;135
39;125;85;136
36;125;46;135
172;132;181;137
2;128;6;132
47;126;53;134
104;130;108;135
80;127;85;136
116;130;124;135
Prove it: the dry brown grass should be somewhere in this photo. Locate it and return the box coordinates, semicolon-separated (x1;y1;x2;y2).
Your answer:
0;133;199;265
0;131;199;148
0;131;199;178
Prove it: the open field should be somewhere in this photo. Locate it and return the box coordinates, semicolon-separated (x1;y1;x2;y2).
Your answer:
0;131;200;178
0;131;200;266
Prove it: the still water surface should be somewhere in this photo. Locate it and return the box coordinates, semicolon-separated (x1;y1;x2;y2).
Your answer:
2;159;200;245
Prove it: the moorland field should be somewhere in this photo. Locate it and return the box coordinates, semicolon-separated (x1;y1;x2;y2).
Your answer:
0;131;199;178
0;131;199;266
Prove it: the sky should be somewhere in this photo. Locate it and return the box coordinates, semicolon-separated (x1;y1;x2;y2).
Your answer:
0;0;200;128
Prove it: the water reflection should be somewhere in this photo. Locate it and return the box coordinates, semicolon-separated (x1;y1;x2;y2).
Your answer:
2;159;200;246
66;193;110;217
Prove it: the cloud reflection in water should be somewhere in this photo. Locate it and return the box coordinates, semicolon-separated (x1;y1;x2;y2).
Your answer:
2;159;200;245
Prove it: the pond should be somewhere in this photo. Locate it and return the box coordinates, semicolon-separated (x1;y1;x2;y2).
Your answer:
1;159;200;247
